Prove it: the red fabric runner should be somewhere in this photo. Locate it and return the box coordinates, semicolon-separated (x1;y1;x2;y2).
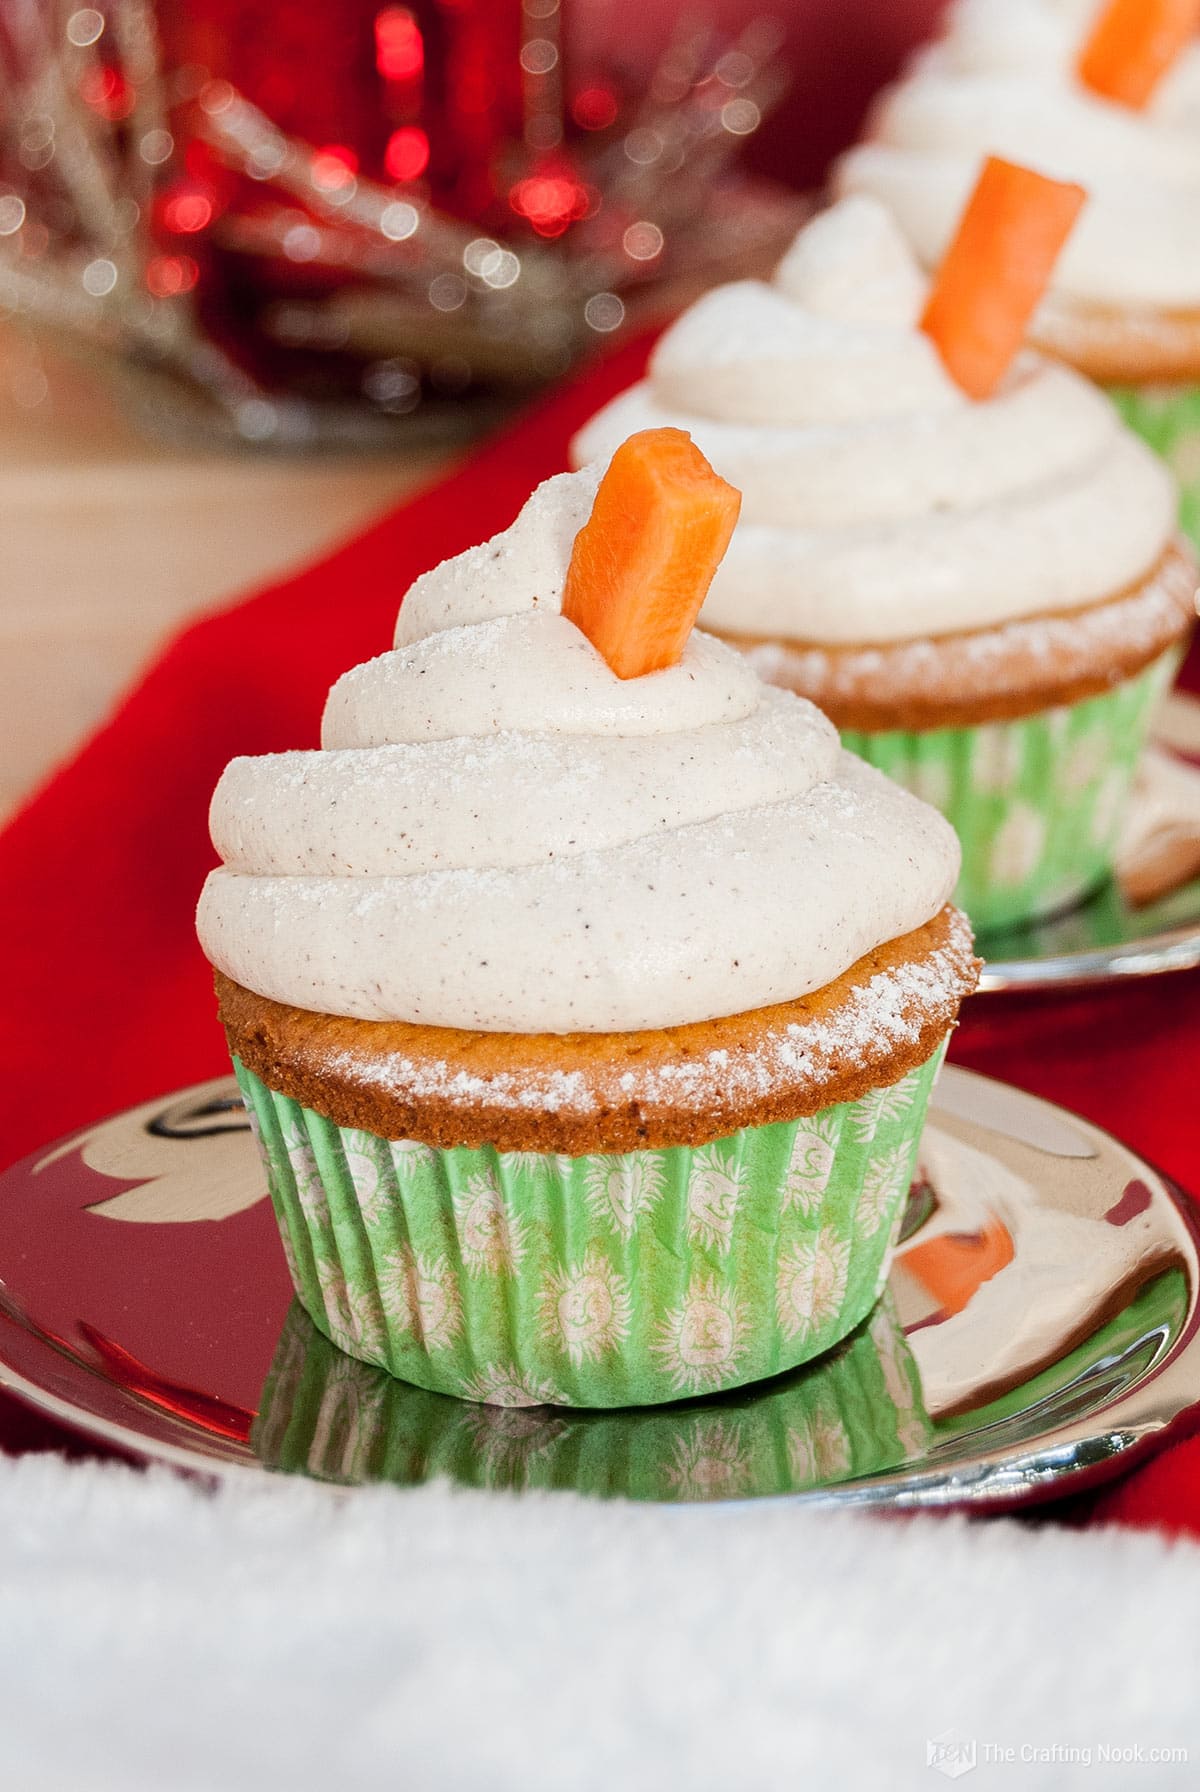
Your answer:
1;335;1198;1527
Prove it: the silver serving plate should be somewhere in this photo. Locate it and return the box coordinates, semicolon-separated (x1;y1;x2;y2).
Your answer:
0;1067;1196;1510
978;692;1200;994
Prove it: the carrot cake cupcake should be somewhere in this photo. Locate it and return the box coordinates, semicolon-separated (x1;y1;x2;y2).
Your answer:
571;194;1197;931
836;0;1200;544
197;431;977;1409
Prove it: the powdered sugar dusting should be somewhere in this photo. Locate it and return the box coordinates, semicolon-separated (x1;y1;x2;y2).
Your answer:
312;910;976;1129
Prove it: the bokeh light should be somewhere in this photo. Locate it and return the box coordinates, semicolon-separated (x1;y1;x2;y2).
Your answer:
82;258;118;296
428;272;467;311
464;238;521;288
139;129;174;166
519;39;559;76
65;9;105;48
715;51;755;88
311;146;358;194
146;254;199;298
385;127;430;183
624;128;662;166
721;98;761;136
79;65;134;122
162;189;214;234
380;201;420;241
509;169;589;238
375;9;424;83
584;292;624;333
282;223;322;262
363;358;421;411
622;220;663;261
571;87;618;131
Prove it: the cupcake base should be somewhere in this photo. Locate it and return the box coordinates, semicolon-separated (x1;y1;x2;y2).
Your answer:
724;555;1189;936
1109;384;1200;554
1025;295;1200;550
843;653;1177;934
215;907;975;1153
235;1041;947;1410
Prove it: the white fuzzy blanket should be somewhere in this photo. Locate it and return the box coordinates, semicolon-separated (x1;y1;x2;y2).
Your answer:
1;1452;1196;1792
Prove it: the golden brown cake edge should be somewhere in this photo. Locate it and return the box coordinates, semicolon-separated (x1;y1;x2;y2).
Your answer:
717;543;1196;732
217;905;980;1154
1032;301;1200;386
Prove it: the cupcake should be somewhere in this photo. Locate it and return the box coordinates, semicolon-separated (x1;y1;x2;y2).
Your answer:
571;196;1197;932
253;1293;929;1499
197;432;977;1409
836;0;1200;545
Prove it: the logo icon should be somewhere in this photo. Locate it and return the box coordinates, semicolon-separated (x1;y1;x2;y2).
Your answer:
927;1730;977;1779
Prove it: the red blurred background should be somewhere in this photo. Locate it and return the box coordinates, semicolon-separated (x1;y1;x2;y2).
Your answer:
139;0;953;413
580;0;952;188
157;0;951;198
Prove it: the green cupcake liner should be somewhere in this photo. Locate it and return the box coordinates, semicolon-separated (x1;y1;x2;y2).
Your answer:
1108;382;1200;551
842;651;1177;935
252;1292;929;1500
233;1040;947;1410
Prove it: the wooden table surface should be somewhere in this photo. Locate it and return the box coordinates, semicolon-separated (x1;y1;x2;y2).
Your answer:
0;340;456;823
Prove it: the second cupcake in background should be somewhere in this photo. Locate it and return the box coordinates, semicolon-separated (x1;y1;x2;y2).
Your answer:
571;189;1197;934
836;0;1200;546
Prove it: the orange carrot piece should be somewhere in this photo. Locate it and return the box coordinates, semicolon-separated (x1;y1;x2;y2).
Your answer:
1079;0;1200;110
903;1221;1015;1320
919;156;1087;400
562;427;741;680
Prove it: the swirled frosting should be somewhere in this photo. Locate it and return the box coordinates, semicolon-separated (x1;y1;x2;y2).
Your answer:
197;467;960;1032
837;0;1200;310
570;196;1177;645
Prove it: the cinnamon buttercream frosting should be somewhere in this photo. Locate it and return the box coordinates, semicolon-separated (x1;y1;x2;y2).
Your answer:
570;195;1178;646
197;466;961;1033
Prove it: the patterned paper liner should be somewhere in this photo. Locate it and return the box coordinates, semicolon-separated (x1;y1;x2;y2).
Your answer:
1108;382;1200;552
842;652;1178;935
233;1041;946;1410
252;1293;929;1500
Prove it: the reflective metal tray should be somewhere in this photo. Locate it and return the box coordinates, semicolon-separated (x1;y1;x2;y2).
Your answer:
0;1067;1195;1510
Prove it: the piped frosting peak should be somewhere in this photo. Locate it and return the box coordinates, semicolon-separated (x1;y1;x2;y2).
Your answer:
198;464;961;1032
